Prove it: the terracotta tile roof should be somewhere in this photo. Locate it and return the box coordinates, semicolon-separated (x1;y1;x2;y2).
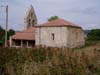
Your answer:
12;27;35;40
23;27;35;32
36;19;81;28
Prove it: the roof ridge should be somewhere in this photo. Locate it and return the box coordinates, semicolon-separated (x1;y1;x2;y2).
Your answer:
36;18;81;28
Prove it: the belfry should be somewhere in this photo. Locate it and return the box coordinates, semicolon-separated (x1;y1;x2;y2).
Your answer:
24;5;37;29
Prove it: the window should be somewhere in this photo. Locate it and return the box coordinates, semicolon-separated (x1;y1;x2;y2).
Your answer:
52;33;55;40
32;20;34;24
31;13;33;17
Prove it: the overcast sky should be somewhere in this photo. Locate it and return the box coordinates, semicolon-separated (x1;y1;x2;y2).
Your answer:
0;0;100;30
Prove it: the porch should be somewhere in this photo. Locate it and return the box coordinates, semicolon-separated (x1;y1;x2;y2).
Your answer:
12;39;35;48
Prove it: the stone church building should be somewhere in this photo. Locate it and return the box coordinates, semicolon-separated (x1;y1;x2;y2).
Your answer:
10;5;85;48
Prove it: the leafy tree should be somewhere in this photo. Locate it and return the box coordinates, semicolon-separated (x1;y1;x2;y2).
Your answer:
0;25;5;46
0;25;4;31
87;29;100;41
8;29;15;39
48;16;59;21
0;25;15;46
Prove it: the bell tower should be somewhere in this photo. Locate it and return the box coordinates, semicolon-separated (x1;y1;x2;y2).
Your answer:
24;5;37;29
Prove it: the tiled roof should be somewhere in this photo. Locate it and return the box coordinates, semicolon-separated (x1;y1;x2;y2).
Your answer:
12;27;35;40
12;19;81;40
36;19;81;28
23;27;35;32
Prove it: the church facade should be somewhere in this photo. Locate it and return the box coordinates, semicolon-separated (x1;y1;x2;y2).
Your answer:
10;5;85;48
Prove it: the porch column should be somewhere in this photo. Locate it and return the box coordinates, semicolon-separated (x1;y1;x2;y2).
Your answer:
27;41;29;48
21;40;23;47
9;36;12;47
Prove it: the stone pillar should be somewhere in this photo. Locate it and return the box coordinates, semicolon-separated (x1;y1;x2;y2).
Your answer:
9;36;12;47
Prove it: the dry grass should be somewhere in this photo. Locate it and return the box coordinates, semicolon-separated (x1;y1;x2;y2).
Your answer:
0;42;100;75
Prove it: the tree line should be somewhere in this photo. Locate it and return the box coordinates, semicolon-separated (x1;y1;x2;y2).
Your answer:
87;29;100;41
0;25;15;46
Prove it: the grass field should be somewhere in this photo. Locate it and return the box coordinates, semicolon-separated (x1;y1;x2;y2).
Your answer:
0;41;100;75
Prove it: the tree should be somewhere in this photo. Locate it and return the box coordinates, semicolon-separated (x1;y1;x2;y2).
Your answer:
8;29;15;36
0;25;5;46
87;29;100;41
8;29;15;40
0;25;15;46
48;16;59;21
0;25;3;31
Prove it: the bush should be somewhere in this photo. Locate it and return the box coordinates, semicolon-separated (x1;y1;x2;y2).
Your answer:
87;29;100;41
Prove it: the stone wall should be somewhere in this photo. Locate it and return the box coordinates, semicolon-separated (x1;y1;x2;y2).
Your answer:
67;27;85;48
35;26;85;48
35;27;69;47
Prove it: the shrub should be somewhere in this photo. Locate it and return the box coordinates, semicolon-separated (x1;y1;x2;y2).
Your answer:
87;29;100;41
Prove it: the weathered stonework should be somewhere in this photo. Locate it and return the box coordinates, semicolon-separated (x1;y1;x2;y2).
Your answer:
35;26;85;48
67;27;85;48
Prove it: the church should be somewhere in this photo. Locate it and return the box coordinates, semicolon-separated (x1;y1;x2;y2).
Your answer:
10;5;85;48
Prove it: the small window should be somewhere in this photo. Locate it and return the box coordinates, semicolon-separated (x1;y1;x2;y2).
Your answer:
31;13;33;17
29;19;31;22
52;33;55;40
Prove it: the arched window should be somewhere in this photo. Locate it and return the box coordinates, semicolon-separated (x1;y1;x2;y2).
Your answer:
51;33;55;40
31;13;33;17
32;20;34;24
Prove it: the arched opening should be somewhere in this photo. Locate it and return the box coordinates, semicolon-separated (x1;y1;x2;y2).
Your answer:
28;19;31;27
32;19;34;25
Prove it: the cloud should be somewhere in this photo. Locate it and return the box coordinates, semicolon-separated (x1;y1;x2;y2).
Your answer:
63;7;99;15
82;24;100;30
0;0;100;30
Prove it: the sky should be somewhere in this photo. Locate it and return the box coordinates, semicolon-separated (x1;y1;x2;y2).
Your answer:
0;0;100;31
